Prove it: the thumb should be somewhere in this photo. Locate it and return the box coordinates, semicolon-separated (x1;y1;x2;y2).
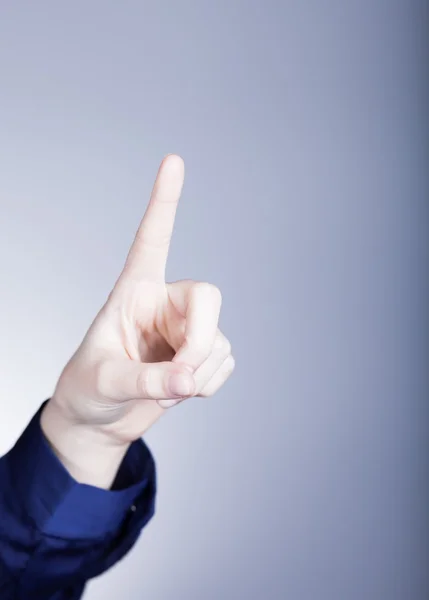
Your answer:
97;358;196;402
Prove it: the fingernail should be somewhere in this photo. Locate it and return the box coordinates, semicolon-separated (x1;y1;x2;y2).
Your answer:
168;373;194;397
158;399;180;409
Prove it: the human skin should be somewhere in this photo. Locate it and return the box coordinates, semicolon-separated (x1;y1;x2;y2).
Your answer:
40;154;235;489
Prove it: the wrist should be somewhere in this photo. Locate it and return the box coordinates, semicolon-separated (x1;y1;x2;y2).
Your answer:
40;397;131;489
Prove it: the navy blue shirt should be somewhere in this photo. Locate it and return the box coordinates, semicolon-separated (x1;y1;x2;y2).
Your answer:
0;400;157;599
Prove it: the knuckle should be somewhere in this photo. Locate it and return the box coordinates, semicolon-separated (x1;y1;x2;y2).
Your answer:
223;339;232;356
214;336;231;356
225;355;235;373
195;282;222;304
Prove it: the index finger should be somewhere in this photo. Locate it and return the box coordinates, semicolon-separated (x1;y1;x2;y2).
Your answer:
122;154;185;282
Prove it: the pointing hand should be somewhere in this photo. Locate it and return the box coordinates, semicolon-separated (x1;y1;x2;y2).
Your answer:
41;155;235;487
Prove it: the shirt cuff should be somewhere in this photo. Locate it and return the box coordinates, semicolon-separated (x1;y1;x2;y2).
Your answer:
4;400;156;541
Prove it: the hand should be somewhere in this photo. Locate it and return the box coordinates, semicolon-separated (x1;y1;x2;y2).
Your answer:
41;154;235;487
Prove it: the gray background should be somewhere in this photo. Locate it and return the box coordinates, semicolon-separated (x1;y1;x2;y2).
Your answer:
0;1;428;599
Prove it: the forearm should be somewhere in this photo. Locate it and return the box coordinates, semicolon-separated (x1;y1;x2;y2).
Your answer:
40;397;130;489
1;400;156;598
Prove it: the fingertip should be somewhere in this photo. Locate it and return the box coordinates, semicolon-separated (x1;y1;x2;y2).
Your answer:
163;153;185;172
168;371;195;397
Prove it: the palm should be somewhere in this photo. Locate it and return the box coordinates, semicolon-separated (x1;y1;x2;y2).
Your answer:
54;155;234;443
104;281;177;365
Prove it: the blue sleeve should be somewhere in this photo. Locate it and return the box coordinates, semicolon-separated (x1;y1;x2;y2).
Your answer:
0;400;157;600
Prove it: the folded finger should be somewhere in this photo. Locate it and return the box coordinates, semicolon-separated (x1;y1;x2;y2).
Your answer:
172;282;222;372
197;354;236;397
192;331;232;394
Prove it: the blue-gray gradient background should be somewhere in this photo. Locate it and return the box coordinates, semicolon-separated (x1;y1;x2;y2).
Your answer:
0;2;428;599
